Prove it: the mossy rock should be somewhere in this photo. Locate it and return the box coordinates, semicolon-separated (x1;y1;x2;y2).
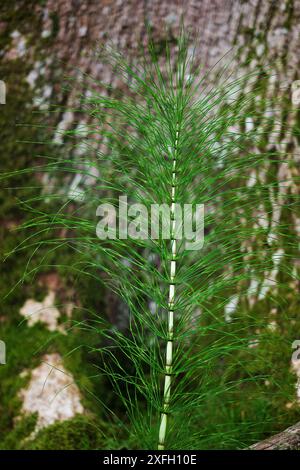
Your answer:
24;415;109;450
1;414;37;450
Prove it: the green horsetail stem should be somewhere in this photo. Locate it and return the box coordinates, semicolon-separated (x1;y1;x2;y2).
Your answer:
158;121;180;450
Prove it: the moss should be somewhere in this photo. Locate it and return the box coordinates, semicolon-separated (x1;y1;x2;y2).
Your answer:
49;12;59;39
0;0;109;446
2;414;119;450
1;414;37;450
1;0;299;451
0;1;40;51
24;415;110;450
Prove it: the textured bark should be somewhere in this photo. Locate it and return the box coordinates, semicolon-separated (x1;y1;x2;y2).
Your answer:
2;0;299;361
251;421;300;450
27;0;299;197
1;0;300;446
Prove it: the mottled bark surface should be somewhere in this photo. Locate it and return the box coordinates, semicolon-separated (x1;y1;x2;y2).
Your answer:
251;421;300;449
17;0;299;324
1;0;300;448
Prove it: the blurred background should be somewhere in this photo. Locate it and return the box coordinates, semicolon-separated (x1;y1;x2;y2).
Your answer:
0;0;300;450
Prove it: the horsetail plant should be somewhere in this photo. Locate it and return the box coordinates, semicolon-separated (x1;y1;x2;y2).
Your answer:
158;119;179;450
4;33;299;449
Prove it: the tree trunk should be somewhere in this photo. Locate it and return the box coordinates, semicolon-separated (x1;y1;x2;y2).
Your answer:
1;0;300;447
251;421;300;450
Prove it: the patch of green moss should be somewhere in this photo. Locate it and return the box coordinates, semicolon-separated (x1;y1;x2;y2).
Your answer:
1;413;37;450
0;0;109;447
24;415;110;450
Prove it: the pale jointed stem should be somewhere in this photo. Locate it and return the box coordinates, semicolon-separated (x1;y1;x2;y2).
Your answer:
158;122;179;450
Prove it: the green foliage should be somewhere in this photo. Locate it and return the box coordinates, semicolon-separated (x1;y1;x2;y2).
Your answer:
2;31;299;449
24;415;110;450
1;414;37;450
2;414;116;450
